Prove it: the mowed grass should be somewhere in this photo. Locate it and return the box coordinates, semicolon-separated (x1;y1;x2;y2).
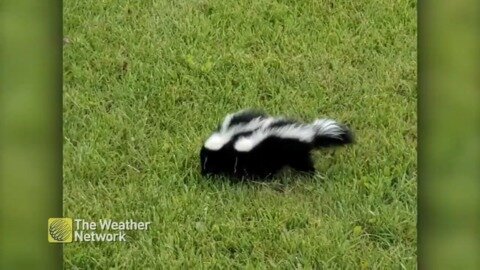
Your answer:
63;0;417;268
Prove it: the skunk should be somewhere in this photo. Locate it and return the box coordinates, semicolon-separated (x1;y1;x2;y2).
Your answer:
200;109;354;179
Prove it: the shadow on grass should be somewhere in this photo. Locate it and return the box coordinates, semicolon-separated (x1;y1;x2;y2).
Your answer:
197;167;326;193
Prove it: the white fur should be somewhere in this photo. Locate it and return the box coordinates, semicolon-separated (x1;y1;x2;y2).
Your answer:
220;113;234;132
234;125;316;152
234;120;345;152
220;109;256;132
207;112;346;152
313;119;344;139
234;138;255;152
204;117;275;150
204;133;230;150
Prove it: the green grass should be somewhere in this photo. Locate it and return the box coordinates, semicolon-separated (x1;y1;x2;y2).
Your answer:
63;0;417;268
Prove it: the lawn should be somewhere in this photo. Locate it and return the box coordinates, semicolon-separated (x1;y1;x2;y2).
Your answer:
63;0;417;268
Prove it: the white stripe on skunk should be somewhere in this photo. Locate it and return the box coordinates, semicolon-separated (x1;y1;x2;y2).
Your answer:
204;117;274;150
204;110;282;150
234;119;347;152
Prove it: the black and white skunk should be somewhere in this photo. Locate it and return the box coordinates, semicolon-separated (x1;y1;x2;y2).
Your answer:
200;110;354;179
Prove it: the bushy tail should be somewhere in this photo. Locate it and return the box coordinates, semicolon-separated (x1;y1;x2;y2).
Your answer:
311;119;355;148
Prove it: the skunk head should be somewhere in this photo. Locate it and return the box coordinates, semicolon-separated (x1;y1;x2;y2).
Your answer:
200;133;237;176
200;146;236;176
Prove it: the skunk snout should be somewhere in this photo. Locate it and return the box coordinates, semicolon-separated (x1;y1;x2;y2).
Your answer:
200;147;236;176
199;147;211;175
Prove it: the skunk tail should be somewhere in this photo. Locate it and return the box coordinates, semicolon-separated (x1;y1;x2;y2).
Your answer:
311;119;354;148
